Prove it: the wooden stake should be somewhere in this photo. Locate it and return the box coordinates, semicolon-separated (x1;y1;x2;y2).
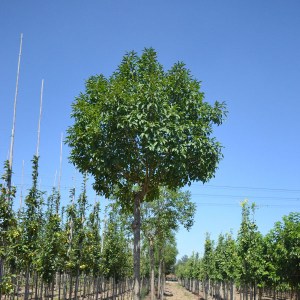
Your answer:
36;79;44;157
8;33;23;189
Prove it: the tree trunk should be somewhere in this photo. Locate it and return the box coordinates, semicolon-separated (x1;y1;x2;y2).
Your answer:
0;260;3;300
149;238;156;300
233;282;236;300
160;260;165;300
69;275;73;300
24;267;30;300
133;193;141;300
157;259;162;299
74;270;79;300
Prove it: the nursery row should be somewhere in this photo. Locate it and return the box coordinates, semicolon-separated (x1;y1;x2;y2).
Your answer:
175;201;300;300
0;155;194;300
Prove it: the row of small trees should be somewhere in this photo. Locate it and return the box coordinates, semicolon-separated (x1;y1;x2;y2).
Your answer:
0;156;135;299
0;155;196;299
176;201;300;300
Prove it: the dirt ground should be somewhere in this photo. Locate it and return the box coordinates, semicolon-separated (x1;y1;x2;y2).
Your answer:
144;281;199;300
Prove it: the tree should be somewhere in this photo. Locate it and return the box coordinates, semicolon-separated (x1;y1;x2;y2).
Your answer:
202;233;216;299
141;188;195;300
100;208;132;281
36;189;64;285
265;212;300;298
66;48;226;300
82;201;102;276
214;233;239;300
19;156;44;300
237;201;265;300
0;161;17;294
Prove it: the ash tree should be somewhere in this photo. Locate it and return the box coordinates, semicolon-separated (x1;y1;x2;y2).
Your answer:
66;48;226;300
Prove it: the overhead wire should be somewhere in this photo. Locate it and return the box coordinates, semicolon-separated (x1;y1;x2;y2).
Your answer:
191;183;300;193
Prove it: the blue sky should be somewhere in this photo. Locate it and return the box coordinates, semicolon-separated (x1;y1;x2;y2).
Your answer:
1;1;300;258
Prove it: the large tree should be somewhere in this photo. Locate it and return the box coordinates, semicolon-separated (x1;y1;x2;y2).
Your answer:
66;48;226;300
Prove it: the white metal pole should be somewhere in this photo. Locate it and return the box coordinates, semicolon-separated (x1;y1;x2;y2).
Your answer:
19;159;24;209
36;79;44;157
58;133;63;192
8;33;23;188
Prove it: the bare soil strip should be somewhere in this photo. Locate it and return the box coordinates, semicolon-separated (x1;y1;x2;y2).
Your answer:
147;281;199;300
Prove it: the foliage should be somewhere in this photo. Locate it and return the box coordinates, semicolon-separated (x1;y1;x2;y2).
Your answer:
18;156;44;269
66;48;226;299
66;47;226;206
0;161;17;263
0;161;17;283
81;201;102;276
214;232;239;282
141;188;195;234
36;189;64;283
175;201;299;297
237;201;265;286
101;209;132;280
265;212;300;290
202;233;216;280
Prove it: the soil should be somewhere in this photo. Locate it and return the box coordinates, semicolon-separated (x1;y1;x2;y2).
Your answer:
144;281;200;300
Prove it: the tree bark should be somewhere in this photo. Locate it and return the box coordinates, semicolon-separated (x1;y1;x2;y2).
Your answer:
160;260;165;300
133;193;141;300
157;259;162;299
149;238;156;300
24;267;30;300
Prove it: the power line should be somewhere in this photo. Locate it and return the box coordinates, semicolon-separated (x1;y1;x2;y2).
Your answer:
193;201;300;208
192;183;300;193
191;193;300;201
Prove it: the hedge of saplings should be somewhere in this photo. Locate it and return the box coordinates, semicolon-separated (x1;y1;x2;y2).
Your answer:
176;201;300;300
0;157;187;299
0;157;133;298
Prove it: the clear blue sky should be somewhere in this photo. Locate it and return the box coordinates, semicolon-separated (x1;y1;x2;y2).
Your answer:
1;1;300;258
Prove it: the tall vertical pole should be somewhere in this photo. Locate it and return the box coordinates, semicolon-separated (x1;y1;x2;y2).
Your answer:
53;170;57;187
7;33;23;191
8;33;23;190
58;133;63;193
36;79;44;157
19;159;25;209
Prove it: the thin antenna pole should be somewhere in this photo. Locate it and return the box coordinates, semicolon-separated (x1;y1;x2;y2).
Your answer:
19;160;25;209
58;133;63;192
36;79;44;157
53;170;57;187
101;215;107;253
71;172;76;204
8;33;23;189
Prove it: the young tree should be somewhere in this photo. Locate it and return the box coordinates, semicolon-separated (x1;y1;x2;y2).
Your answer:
36;189;64;285
64;181;88;282
237;201;265;300
66;48;226;300
265;212;300;298
214;233;238;300
82;201;102;276
19;156;44;300
202;233;216;299
100;208;132;281
141;188;195;300
0;161;17;294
